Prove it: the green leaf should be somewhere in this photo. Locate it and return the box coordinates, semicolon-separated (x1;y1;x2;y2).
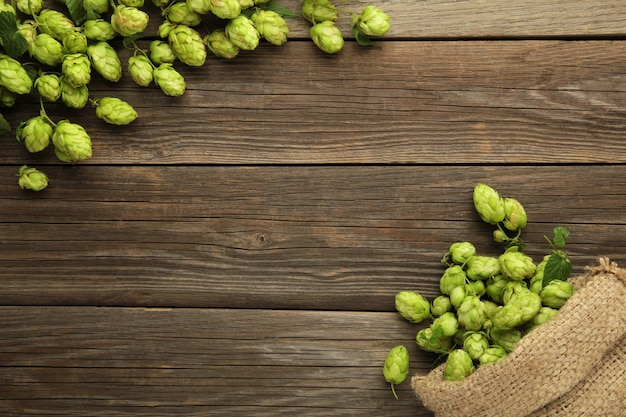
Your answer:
0;113;11;134
553;226;570;248
0;11;29;58
66;0;88;25
542;252;572;287
351;24;375;46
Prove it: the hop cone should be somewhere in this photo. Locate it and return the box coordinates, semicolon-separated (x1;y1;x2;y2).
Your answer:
168;25;207;67
187;0;211;14
0;54;33;95
29;33;64;67
301;0;338;24
210;0;241;19
416;328;453;354
486;274;510;304
17;115;53;153
37;9;75;40
95;97;138;125
489;327;521;352
204;29;240;59
457;295;487;331
310;21;344;54
85;0;110;14
473;183;505;225
166;2;202;27
251;10;289;46
35;73;61;102
62;31;88;54
0;86;16;107
499;248;536;281
529;255;550;293
478;345;508;365
501;280;529;305
111;5;149;36
503;197;527;231
83;19;117;41
352;5;390;37
87;42;123;82
121;0;144;6
382;345;409;399
153;64;186;97
62;53;92;87
16;0;44;15
444;349;474;381
150;40;177;65
158;21;176;38
524;306;559;333
492;291;542;330
17;20;38;43
466;256;501;281
439;265;467;295
239;0;254;8
446;241;476;266
61;77;89;109
431;312;458;337
17;165;48;192
128;55;154;87
463;332;489;361
394;291;430;324
52;120;92;163
540;280;575;309
225;15;260;51
430;295;452;317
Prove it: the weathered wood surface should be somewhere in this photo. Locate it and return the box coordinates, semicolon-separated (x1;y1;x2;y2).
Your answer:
2;0;626;415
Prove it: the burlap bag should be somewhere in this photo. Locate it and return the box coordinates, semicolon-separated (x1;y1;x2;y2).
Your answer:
411;257;626;417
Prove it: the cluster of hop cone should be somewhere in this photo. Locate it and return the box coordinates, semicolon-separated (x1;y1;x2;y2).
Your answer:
0;0;391;190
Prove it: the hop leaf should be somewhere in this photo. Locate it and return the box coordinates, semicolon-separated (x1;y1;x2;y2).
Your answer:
0;11;29;58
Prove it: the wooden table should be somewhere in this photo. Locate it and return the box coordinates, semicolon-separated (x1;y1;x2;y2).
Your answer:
2;1;626;415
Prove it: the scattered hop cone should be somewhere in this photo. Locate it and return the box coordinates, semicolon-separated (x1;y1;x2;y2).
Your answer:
111;5;150;36
301;0;338;24
540;279;575;309
128;55;154;87
168;25;207;67
226;15;260;51
17;165;48;192
251;10;289;46
478;345;508;365
457;295;487;331
37;9;76;41
62;53;92;87
0;86;16;108
16;0;43;15
0;54;33;95
310;21;344;54
394;291;430;324
503;197;528;231
87;42;123;82
352;5;391;37
29;33;64;67
35;73;61;102
204;29;240;59
449;285;467;310
166;2;203;27
210;0;241;19
17;115;53;153
52;120;92;163
84;0;110;14
150;40;178;65
94;97;138;125
466;255;501;281
83;19;117;41
430;295;452;317
431;312;459;337
153;64;186;97
416;327;454;354
439;265;467;295
499;247;536;281
462;331;489;361
158;21;176;38
62;31;89;54
444;349;474;381
61;77;90;109
446;241;476;266
382;345;409;399
492;291;542;330
187;0;211;14
489;327;521;352
473;183;505;225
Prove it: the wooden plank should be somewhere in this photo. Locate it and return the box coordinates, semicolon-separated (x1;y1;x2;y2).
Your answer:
0;306;435;416
4;41;626;165
1;164;625;308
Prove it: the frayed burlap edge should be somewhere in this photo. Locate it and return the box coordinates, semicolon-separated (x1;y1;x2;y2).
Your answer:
411;257;626;417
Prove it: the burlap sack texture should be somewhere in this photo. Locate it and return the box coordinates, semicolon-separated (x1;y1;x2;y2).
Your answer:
411;257;626;417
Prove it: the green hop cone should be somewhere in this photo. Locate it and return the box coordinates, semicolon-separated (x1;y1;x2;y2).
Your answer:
382;345;409;400
478;345;508;366
153;0;171;8
17;20;38;44
204;29;240;59
239;0;254;8
310;21;344;54
430;295;452;317
83;19;117;41
444;349;474;381
210;0;241;19
121;0;144;6
489;327;521;352
301;0;338;24
394;291;430;324
62;31;88;54
29;33;64;67
111;5;150;36
52;120;92;163
158;21;176;38
439;265;467;295
445;241;476;266
61;76;89;109
529;255;550;293
150;40;177;65
84;0;110;14
492;291;542;330
87;42;123;82
473;183;505;225
449;285;467;310
430;312;459;338
503;197;527;231
0;54;33;95
0;86;16;107
416;328;453;354
94;97;138;125
466;255;501;281
0;3;16;14
466;280;486;297
482;299;499;320
62;53;92;87
153;64;186;97
485;274;510;304
251;10;289;46
166;2;202;27
352;5;391;37
37;9;75;41
187;0;211;14
17;115;53;153
16;0;44;15
17;165;48;192
493;228;507;243
498;247;536;281
226;15;260;51
168;25;207;67
457;295;487;331
501;280;529;305
35;73;61;102
128;55;154;87
540;279;575;309
462;331;489;361
524;306;559;333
